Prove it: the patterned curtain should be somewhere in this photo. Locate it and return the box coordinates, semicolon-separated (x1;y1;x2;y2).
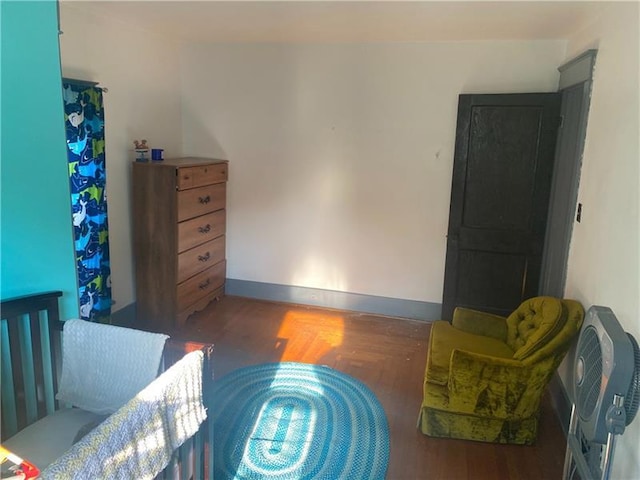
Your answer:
62;81;111;321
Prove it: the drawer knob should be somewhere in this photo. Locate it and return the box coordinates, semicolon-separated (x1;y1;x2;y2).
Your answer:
198;195;211;204
198;279;211;290
198;224;211;234
198;252;211;262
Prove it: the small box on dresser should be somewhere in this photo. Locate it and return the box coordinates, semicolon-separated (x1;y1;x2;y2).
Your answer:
132;157;228;332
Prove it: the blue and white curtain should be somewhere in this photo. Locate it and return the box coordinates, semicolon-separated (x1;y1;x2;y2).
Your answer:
62;81;111;321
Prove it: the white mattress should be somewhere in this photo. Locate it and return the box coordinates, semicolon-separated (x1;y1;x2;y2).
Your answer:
3;407;105;471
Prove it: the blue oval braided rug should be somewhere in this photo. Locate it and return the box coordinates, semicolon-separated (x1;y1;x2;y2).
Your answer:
211;362;389;479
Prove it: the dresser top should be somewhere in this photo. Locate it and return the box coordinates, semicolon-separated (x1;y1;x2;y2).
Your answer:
134;157;228;167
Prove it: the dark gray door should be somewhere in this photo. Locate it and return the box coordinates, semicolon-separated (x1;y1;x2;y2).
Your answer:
441;93;561;320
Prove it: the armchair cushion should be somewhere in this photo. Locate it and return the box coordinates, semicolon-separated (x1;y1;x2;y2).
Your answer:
505;297;565;360
425;321;515;385
451;308;508;341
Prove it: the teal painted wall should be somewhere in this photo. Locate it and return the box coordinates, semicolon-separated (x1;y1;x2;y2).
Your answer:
1;0;79;319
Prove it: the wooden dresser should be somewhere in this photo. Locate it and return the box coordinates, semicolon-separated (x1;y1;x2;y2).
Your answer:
132;157;228;332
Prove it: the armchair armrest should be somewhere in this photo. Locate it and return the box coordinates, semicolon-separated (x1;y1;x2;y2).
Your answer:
451;307;508;341
447;349;543;420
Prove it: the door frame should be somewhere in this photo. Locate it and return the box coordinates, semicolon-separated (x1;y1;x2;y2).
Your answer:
539;50;597;297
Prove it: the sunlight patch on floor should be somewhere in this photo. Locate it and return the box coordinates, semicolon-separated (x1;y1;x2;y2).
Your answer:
276;310;344;363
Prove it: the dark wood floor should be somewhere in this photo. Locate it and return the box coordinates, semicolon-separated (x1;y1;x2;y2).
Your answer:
167;295;567;479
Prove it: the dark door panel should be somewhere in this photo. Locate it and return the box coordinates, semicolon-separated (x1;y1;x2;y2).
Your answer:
442;93;561;320
455;250;528;315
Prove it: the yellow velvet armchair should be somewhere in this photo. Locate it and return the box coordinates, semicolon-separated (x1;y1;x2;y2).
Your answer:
418;296;584;444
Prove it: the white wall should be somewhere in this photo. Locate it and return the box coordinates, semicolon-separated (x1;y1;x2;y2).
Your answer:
561;3;640;478
59;4;183;310
181;41;565;303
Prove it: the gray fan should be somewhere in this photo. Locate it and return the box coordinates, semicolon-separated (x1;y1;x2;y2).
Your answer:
563;306;640;480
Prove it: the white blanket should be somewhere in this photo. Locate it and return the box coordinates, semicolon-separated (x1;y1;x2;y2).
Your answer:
56;319;169;414
41;350;207;480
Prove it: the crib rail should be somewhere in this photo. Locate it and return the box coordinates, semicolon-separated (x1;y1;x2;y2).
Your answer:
1;291;63;440
160;340;215;480
1;291;214;479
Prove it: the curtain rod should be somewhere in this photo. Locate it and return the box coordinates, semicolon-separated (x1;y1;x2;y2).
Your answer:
62;77;109;93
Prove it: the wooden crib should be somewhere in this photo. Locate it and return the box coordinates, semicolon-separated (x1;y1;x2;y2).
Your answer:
0;291;214;479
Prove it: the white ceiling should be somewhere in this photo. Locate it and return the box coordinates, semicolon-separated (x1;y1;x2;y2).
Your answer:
62;1;608;43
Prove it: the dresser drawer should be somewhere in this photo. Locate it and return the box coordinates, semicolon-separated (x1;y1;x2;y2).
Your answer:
177;210;225;253
177;236;225;284
177;183;226;222
177;260;226;313
177;163;228;190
